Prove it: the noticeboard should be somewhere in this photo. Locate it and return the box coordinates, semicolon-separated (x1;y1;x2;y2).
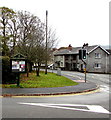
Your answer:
11;60;26;72
10;53;27;73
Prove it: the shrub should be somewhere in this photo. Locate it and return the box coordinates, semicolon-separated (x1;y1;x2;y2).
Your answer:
2;56;16;84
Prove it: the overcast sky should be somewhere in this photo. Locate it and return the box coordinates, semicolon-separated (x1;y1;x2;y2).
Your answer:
0;0;110;48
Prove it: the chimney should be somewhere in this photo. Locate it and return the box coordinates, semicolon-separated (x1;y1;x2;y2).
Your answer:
82;43;88;48
85;43;88;47
68;44;72;51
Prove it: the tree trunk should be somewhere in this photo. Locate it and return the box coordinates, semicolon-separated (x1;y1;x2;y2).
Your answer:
36;62;40;76
29;62;33;72
27;62;29;77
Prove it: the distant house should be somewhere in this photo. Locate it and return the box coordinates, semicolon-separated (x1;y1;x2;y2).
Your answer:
54;44;111;73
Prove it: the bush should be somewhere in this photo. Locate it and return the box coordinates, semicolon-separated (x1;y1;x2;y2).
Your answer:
2;56;16;84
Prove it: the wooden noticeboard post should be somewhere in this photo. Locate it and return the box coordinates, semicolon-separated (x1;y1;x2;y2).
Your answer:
10;53;27;86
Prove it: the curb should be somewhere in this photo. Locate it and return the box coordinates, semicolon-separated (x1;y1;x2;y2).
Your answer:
2;85;99;97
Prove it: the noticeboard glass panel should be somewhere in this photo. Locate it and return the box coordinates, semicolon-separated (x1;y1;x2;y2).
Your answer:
11;60;26;72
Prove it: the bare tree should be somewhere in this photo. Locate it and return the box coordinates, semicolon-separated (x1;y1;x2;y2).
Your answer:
47;28;58;59
0;7;58;77
7;12;19;55
16;11;46;76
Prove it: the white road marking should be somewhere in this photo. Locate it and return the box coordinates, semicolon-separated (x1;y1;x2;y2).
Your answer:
63;73;82;80
74;80;85;82
100;85;109;93
91;76;94;78
18;102;111;114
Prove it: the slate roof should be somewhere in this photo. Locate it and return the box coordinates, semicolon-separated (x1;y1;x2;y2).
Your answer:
54;45;98;55
54;45;111;56
106;49;111;54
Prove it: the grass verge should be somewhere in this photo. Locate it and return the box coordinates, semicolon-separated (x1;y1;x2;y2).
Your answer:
2;71;78;88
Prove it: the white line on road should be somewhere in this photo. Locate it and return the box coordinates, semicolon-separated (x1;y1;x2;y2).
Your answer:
18;102;111;114
63;73;82;80
100;85;109;93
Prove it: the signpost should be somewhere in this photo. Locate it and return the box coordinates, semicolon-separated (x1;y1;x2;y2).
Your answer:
10;53;27;86
79;49;87;82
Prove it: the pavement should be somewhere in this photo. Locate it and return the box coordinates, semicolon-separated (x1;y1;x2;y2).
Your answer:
2;74;99;97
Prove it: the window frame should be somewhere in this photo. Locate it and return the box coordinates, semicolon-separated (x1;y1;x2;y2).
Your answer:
94;63;101;68
95;53;101;58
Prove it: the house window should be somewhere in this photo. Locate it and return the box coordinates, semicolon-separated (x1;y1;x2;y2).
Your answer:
61;62;63;66
95;63;101;68
95;53;101;58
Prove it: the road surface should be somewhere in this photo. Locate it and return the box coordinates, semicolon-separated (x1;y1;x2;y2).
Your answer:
2;70;111;119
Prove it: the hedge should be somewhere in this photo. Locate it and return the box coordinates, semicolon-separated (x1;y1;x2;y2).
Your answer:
2;56;17;84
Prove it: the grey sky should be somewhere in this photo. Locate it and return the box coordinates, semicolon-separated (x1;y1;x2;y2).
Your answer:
0;0;110;48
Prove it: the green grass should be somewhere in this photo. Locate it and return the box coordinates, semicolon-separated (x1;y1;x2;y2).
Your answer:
2;71;79;88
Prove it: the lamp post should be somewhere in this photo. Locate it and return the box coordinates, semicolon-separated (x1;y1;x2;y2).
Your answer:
45;10;48;74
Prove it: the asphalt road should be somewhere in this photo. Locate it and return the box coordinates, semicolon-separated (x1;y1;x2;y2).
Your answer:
2;70;111;119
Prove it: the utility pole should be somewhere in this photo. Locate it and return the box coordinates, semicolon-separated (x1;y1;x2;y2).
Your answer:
45;10;48;74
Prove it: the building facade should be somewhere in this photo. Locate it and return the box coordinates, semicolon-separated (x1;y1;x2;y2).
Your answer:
54;45;111;73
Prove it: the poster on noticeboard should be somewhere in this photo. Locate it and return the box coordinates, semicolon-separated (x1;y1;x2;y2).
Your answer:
11;60;26;73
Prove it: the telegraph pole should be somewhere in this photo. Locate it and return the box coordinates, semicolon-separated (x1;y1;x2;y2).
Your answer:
45;10;48;74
